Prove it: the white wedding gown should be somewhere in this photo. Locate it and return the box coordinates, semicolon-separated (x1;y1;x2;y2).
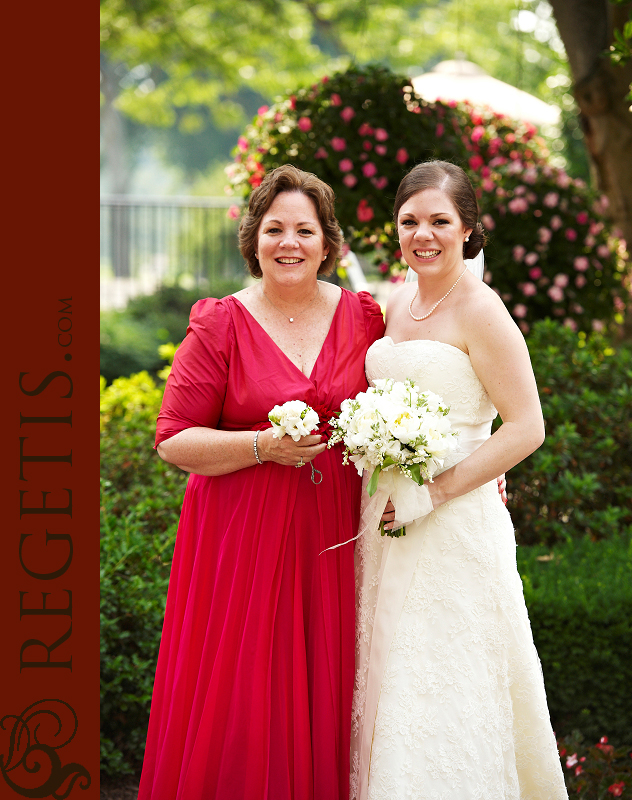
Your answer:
351;337;567;800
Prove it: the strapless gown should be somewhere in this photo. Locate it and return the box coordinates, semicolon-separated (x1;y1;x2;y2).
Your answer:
351;337;567;800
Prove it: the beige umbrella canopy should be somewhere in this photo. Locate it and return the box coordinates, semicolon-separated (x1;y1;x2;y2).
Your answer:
411;59;561;127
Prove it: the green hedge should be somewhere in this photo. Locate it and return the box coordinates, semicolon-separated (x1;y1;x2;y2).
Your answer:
100;321;631;776
518;534;632;747
100;281;243;384
505;320;631;545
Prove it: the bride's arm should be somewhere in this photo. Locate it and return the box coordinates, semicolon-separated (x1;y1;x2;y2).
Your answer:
157;427;326;476
427;290;544;509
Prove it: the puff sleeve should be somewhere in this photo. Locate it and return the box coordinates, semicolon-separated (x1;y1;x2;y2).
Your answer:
357;290;386;346
155;298;234;448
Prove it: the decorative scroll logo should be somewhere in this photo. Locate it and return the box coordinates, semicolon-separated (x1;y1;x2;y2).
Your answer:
0;699;91;798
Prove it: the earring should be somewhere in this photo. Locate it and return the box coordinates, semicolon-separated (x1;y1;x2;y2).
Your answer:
322;255;327;261
465;236;470;242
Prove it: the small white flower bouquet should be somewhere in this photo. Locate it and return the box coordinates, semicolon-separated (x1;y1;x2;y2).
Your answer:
328;378;459;536
268;400;323;484
268;400;320;442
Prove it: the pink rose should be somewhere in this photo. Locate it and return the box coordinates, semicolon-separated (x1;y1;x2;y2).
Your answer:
469;155;484;171
564;318;578;332
330;93;342;106
362;162;377;178
519;321;530;334
396;147;409;164
584;235;596;247
357;199;374;222
512;245;526;262
524;252;539;266
513;304;528;318
226;205;240;220
436;123;444;137
509;197;529;214
576;211;588;225
538;227;552;244
550;215;563;231
379;262;390;274
237;136;249;153
481;214;495;231
343;174;358;188
331;137;346;151
314;147;328;160
358;123;374;136
297;116;312;132
514;185;526;196
575;275;587;288
608;781;625;797
529;267;542;279
592;319;605;332
339;158;353;172
257;105;269;116
524;168;538;184
574;256;589;271
471;125;485;143
589;221;604;235
597;244;610;258
556;172;572;188
543;192;559;208
340;106;356;123
565;228;578;241
554;273;569;287
375;144;387;156
374;128;388;141
572;303;584;314
482;178;495;192
521;282;537;297
547;285;564;302
363;140;372;151
371;176;388;189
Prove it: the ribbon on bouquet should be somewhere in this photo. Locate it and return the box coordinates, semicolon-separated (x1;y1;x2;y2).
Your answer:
319;469;434;555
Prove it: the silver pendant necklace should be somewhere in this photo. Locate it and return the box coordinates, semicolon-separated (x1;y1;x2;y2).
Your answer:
409;268;467;322
262;284;320;323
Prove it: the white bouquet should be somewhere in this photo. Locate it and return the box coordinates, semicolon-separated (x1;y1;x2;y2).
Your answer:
328;378;459;536
268;400;323;484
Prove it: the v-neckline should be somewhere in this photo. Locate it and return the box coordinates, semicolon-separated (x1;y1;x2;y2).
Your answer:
230;290;344;381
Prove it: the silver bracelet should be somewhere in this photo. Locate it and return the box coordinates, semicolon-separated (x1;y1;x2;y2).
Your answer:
253;430;263;464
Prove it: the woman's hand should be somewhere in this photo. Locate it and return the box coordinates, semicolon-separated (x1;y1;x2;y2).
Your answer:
256;428;327;467
380;499;396;532
497;474;507;505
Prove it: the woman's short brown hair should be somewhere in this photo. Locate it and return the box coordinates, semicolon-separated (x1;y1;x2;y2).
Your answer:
238;164;343;278
393;160;486;260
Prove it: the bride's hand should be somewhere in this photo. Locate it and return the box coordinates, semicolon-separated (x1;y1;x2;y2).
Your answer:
256;428;327;467
380;499;396;531
497;474;507;505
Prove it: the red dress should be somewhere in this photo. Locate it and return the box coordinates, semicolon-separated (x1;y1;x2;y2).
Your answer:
138;289;385;800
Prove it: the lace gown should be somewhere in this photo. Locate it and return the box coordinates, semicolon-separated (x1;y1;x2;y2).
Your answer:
351;337;567;800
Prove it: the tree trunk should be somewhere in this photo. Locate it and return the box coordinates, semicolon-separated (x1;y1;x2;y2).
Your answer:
100;55;131;195
549;0;632;245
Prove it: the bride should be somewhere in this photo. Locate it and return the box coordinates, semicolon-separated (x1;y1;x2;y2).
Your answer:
351;161;567;799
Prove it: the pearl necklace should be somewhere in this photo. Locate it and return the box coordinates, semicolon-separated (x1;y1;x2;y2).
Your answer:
408;268;467;322
262;284;320;323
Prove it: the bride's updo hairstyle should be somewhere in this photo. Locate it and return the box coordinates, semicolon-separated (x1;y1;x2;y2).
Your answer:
393;160;486;260
239;164;343;278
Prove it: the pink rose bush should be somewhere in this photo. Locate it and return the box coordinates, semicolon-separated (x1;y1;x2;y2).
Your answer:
227;65;629;333
557;733;632;797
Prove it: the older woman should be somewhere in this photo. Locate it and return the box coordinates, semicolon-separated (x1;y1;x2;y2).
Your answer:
137;165;385;800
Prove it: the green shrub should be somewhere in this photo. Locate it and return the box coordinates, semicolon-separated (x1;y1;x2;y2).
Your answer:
227;64;629;333
100;369;186;776
100;280;243;384
518;534;632;748
508;320;632;546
